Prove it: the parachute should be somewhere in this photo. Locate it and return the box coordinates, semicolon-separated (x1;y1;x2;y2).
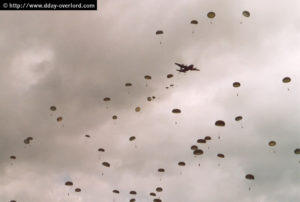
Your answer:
10;155;16;160
150;192;156;196
197;139;206;143
102;162;110;167
191;145;198;150
98;148;105;152
156;187;163;192
167;74;173;78
50;106;56;111
24;137;33;145
125;83;132;87
112;115;118;120
205;136;212;140
217;153;225;158
190;20;198;24
57;117;63;122
129;191;137;195
158;168;165;172
113;190;120;194
193;149;204;155
129;136;136;141
215;120;225;126
235;116;244;128
135;107;141;112
144;75;152;80
282;77;291;83
178;161;186;166
155;30;164;44
172;109;181;113
103;97;111;101
75;188;81;192
235;116;243;121
65;181;73;186
245;174;255;180
207;12;216;19
233;82;241;87
156;30;163;35
242;11;250;17
294;148;300;154
268;141;276;147
233;82;241;95
282;77;291;90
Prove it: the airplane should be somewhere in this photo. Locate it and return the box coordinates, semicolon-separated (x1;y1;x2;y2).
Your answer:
175;63;200;73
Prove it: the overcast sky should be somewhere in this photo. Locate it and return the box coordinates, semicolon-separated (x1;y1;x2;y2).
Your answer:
1;0;300;201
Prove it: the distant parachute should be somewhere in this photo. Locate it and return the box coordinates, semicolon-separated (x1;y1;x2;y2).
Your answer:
207;11;216;19
245;174;255;180
65;181;73;186
172;109;181;113
125;83;133;94
135;107;141;112
167;74;173;78
235;116;243;121
129;191;137;195
50;106;56;111
282;77;291;90
158;168;165;172
24;137;33;145
103;97;111;101
205;136;212;141
190;20;198;24
242;11;250;17
156;30;164;44
113;190;120;194
144;75;152;80
156;187;163;192
150;192;156;196
215;120;225;127
193;149;204;155
156;30;163;35
235;116;244;128
268;141;276;147
178;161;186;166
233;82;241;87
98;148;105;152
217;153;225;158
129;136;136;141
10;155;16;160
282;77;291;83
191;145;198;151
154;199;162;202
294;148;300;154
85;134;90;138
130;199;136;202
197;139;206;144
102;162;110;167
75;188;81;192
112;115;118;120
57;117;63;122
